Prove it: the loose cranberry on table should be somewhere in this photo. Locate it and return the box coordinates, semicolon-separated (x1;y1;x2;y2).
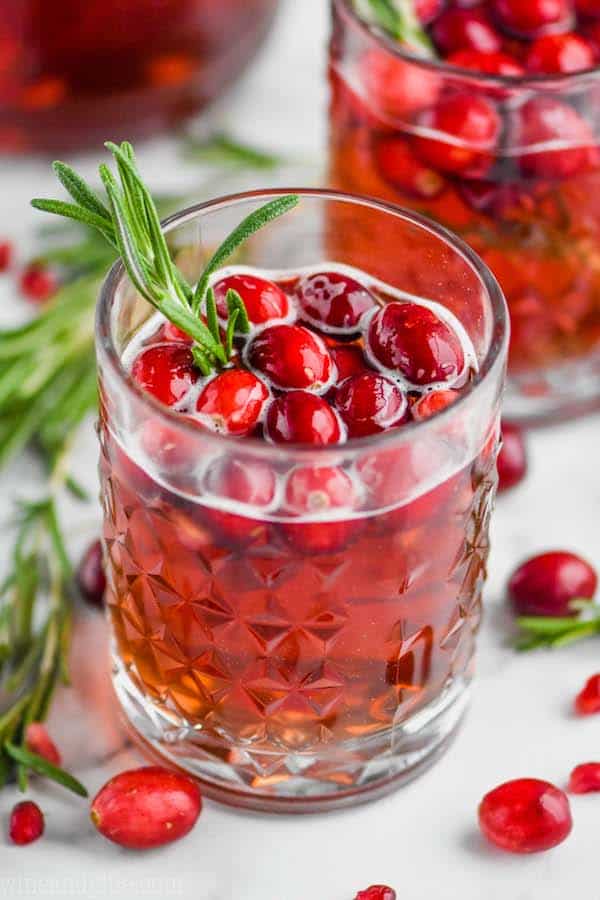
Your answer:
574;673;600;715
497;422;528;493
295;270;376;333
77;539;107;608
569;762;600;793
432;7;502;54
478;778;573;853
213;273;290;326
131;343;198;406
195;369;269;436
335;372;407;437
0;239;13;272
355;887;396;900
516;97;598;180
19;264;58;303
9;801;44;846
25;722;61;766
491;0;574;38
247;324;333;392
266;391;342;445
508;551;597;617
525;32;595;72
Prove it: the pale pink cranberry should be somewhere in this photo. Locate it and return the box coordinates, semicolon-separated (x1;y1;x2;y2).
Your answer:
195;369;269;436
25;723;61;766
569;762;600;793
247;324;333;392
266;391;342;445
508;551;597;617
213;273;290;325
296;271;376;334
478;778;573;853
131;344;198;406
335;372;408;437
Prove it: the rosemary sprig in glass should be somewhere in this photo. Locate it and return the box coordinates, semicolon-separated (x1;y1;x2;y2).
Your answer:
352;0;436;57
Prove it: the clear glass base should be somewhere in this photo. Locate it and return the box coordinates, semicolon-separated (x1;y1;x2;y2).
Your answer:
505;349;600;425
112;657;471;813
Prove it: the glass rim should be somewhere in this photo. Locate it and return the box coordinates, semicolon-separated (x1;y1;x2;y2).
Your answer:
335;0;600;88
96;186;508;462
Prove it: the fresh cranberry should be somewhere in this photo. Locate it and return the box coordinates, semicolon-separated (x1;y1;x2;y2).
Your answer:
195;369;269;436
446;49;525;76
491;0;573;38
497;422;528;492
478;778;573;853
25;722;61;766
131;344;198;406
203;456;277;545
159;321;193;343
330;345;369;382
213;273;290;326
247;324;333;392
9;801;44;846
375;138;445;199
90;766;202;850
266;391;342;445
416;0;445;25
584;20;600;53
575;673;600;715
412;93;501;178
335;372;407;437
140;417;200;472
525;32;595;73
77;539;106;608
508;551;597;617
412;389;459;421
569;762;600;793
355;888;397;900
19;264;58;303
295;271;376;333
0;239;12;271
281;465;362;554
361;48;440;120
516;97;598;180
577;0;600;19
368;302;465;386
432;8;502;54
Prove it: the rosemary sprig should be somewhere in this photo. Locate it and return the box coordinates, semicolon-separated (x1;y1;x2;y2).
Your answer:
32;141;299;375
515;600;600;651
353;0;436;58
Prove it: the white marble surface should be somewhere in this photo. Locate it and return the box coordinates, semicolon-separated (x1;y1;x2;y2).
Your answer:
0;1;600;897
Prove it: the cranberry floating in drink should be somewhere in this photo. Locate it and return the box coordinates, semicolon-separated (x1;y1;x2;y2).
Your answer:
35;149;507;810
330;0;600;422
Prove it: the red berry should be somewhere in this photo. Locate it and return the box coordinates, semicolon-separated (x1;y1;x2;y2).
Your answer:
213;273;290;326
77;539;106;608
25;722;61;766
516;97;598;180
497;422;528;492
569;762;600;793
91;766;202;850
9;801;44;846
368;301;465;386
412;389;459;421
266;391;342;445
575;673;600;715
584;20;600;53
525;32;595;73
375;138;445;199
335;372;407;437
281;465;362;554
203;456;276;545
0;239;13;272
361;48;440;120
446;49;525;76
491;0;573;38
295;271;376;333
195;369;269;436
19;265;58;303
508;551;597;617
159;321;193;343
131;344;198;406
330;344;369;382
412;93;501;178
247;324;333;392
478;779;572;853
140;417;200;472
355;888;397;900
577;0;600;19
415;0;445;25
432;8;502;54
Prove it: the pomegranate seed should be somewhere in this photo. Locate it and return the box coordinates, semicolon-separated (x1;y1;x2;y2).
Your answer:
195;369;269;436
281;465;362;554
508;551;597;617
77;539;106;608
19;265;58;303
412;93;501;178
361;48;440;119
131;344;198;406
497;422;528;493
575;673;600;715
569;762;600;793
90;766;202;850
375;138;445;199
9;801;44;846
367;301;465;386
0;239;13;272
412;389;459;421
355;888;397;900
516;97;598;181
203;456;276;545
478;778;572;853
491;0;574;38
295;271;376;334
525;32;595;73
415;0;444;25
159;321;193;343
330;344;368;382
25;722;61;766
266;391;342;445
446;49;525;76
247;324;333;392
335;372;408;437
433;8;503;53
213;273;290;326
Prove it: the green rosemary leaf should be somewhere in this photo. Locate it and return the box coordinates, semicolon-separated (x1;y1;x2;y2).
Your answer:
0;750;11;788
516;615;584;635
102;178;152;303
159;295;223;360
191;344;212;376
225;308;239;359
205;288;220;344
4;742;88;797
192;194;299;312
353;0;436;57
225;288;250;334
550;623;600;648
52;161;111;222
184;133;283;170
30;199;115;241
